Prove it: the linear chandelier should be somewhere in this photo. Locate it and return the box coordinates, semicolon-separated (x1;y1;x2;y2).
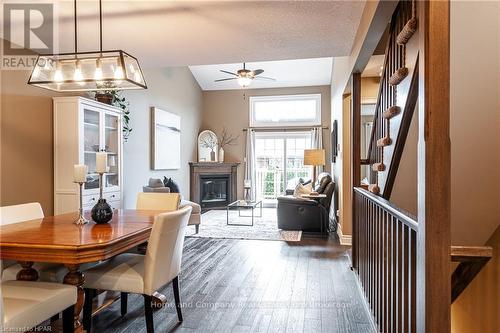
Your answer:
28;0;147;92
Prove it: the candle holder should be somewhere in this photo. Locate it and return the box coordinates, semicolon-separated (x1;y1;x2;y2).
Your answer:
91;172;113;224
74;181;89;225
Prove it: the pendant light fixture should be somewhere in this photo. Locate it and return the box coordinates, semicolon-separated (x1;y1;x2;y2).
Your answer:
28;0;147;92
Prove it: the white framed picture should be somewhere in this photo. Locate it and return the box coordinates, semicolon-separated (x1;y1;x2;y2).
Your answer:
151;107;181;170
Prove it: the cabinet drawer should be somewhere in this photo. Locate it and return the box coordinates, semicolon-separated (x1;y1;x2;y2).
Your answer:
82;194;99;206
104;192;120;202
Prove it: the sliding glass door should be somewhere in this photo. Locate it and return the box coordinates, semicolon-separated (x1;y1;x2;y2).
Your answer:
254;131;312;205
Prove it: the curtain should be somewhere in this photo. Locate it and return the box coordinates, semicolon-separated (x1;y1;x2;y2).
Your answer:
244;129;256;200
311;127;324;175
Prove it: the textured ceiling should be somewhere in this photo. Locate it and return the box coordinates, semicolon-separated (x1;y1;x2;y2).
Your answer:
189;57;333;90
9;0;366;68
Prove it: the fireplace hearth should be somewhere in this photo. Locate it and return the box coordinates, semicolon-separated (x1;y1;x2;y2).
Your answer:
189;162;239;211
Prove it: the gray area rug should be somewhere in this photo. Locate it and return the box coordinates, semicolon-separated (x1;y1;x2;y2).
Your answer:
186;208;302;242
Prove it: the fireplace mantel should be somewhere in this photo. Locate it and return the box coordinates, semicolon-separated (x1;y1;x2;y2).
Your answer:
189;162;240;210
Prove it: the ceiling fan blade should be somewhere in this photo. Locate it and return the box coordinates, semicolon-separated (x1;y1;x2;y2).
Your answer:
252;69;264;75
214;78;237;82
219;70;238;76
255;76;276;81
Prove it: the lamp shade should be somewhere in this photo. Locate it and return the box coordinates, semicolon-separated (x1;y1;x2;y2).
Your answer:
304;149;326;166
27;50;147;92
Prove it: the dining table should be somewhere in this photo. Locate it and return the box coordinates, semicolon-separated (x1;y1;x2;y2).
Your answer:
0;209;163;333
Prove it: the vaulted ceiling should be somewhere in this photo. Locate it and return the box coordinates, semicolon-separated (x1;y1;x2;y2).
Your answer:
9;0;366;68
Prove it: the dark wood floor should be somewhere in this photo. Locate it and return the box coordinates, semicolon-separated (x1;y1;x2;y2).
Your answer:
91;236;375;333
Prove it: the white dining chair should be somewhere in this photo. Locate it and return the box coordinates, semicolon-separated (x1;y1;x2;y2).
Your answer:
1;280;77;332
82;206;192;333
0;203;68;282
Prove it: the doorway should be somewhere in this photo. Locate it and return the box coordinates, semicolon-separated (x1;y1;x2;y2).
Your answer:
254;131;312;206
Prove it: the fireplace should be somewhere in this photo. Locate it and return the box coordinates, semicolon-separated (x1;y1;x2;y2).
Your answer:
189;162;239;211
200;175;230;209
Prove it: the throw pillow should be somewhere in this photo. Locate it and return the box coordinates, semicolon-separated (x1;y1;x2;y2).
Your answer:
293;182;313;197
163;177;180;193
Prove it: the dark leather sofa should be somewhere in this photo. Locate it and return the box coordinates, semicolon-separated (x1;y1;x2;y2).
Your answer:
277;173;335;233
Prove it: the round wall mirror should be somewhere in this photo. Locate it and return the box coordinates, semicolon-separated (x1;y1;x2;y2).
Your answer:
198;130;218;162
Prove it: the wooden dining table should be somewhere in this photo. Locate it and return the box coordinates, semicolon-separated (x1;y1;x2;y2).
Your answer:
0;209;163;333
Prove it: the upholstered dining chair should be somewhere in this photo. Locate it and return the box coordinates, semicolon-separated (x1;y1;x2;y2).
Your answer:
0;203;67;282
1;280;77;332
82;206;192;333
136;192;181;211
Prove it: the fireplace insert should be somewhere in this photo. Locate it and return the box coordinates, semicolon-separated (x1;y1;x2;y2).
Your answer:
200;175;231;209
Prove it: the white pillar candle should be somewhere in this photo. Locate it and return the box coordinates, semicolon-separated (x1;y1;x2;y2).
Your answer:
73;164;87;183
96;152;108;173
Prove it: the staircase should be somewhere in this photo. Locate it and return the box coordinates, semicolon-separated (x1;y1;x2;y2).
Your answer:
365;0;419;199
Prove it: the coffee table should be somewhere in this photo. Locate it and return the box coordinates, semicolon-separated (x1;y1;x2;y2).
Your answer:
226;200;263;226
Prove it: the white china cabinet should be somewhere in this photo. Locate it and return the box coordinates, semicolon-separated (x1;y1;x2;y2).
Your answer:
53;96;123;214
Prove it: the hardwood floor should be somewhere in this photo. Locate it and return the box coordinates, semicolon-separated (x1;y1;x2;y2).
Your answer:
91;236;375;333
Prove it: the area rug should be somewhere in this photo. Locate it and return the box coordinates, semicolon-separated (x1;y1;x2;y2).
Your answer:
185;208;302;242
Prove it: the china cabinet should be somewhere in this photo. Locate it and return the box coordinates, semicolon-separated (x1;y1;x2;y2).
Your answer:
53;96;123;214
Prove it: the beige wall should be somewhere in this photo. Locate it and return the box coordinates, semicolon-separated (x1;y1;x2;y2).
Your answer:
201;85;331;199
0;70;75;215
390;107;418;216
122;67;202;208
450;1;500;332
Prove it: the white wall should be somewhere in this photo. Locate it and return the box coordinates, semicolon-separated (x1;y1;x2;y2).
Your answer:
122;67;202;208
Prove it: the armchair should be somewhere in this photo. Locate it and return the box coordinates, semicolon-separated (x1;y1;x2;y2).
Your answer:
277;173;335;233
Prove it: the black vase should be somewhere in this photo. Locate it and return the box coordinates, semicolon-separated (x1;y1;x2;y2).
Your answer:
91;198;113;224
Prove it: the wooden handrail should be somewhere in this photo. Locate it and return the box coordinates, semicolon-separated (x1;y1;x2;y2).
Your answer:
354;187;417;230
451;245;493;303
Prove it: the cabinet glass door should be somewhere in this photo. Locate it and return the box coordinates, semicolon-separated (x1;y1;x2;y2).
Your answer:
83;108;101;190
104;113;120;190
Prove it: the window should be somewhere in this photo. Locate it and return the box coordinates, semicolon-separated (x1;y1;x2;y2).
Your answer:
249;94;321;127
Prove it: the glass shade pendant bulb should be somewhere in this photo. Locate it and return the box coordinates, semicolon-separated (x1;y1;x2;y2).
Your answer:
94;58;103;80
74;60;83;81
114;64;124;79
237;76;252;87
54;62;63;82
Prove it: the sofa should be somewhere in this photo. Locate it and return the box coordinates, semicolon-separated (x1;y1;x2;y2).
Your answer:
277;172;335;233
143;178;201;233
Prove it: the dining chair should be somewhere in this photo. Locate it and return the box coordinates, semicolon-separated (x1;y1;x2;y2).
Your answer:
1;280;77;332
83;206;192;333
0;203;67;282
136;192;181;211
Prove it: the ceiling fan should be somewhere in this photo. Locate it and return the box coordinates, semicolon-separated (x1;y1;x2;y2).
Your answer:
215;63;276;87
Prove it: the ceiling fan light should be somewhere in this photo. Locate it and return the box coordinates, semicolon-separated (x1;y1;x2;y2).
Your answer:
237;76;252;87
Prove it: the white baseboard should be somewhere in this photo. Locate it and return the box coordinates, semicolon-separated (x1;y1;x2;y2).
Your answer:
337;225;352;246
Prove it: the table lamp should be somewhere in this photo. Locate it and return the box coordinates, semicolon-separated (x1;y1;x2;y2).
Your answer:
304;149;326;184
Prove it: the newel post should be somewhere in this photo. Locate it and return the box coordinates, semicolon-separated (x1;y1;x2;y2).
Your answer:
417;0;451;332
